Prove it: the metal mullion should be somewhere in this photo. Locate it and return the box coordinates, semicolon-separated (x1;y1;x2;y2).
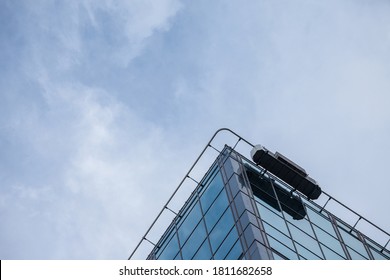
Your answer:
328;214;352;259
356;232;375;260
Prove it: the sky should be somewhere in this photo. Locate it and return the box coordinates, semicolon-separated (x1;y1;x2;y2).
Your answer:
1;0;390;259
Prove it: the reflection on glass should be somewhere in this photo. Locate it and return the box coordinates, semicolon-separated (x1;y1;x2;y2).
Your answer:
157;232;179;260
338;227;369;259
263;222;294;251
313;225;346;258
295;243;322;260
205;190;229;230
181;221;207;259
192;239;212;260
256;202;289;235
320;244;345;260
288;224;322;257
266;235;298;259
214;226;239;259
306;207;338;238
225;239;243;260
200;172;224;212
178;203;202;245
209;208;235;251
285;213;315;238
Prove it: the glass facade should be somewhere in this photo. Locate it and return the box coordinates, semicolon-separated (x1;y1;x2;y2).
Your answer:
131;130;390;260
148;164;242;260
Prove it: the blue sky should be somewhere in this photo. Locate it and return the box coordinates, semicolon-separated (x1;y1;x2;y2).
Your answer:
1;0;390;259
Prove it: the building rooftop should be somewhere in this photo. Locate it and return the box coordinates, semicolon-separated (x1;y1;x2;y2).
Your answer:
129;128;390;260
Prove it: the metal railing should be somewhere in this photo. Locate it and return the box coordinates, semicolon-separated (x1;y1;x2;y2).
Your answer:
128;128;390;259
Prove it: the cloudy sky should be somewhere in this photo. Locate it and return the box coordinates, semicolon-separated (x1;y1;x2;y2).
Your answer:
1;0;390;259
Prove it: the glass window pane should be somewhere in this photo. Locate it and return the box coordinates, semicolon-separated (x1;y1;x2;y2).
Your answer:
157;232;179;260
295;243;322;260
200;172;224;212
192;239;212;260
347;247;367;259
306;207;338;238
214;227;239;259
198;164;218;193
205;190;229;230
320;244;346;259
155;226;175;258
306;207;337;238
209;208;235;251
255;198;282;218
224;239;243;260
313;225;346;258
285;210;315;238
181;221;207;259
266;235;298;260
177;203;202;244
263;222;295;251
288;224;323;257
338;227;369;259
256;202;289;236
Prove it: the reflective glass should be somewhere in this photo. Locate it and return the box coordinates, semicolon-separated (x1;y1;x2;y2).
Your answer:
338;227;369;259
296;243;322;260
192;239;212;260
181;221;207;259
288;224;323;257
157;232;179;260
256;202;289;236
225;239;243;260
198;164;218;192
263;222;295;251
155;226;175;258
214;226;239;259
255;198;282;218
347;247;367;260
313;224;346;258
200;172;224;212
177;202;202;244
285;213;315;238
320;244;345;259
204;189;229;230
209;208;235;251
266;235;298;260
306;207;338;238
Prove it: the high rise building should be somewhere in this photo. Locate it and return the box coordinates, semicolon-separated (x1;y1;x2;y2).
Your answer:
129;128;390;260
